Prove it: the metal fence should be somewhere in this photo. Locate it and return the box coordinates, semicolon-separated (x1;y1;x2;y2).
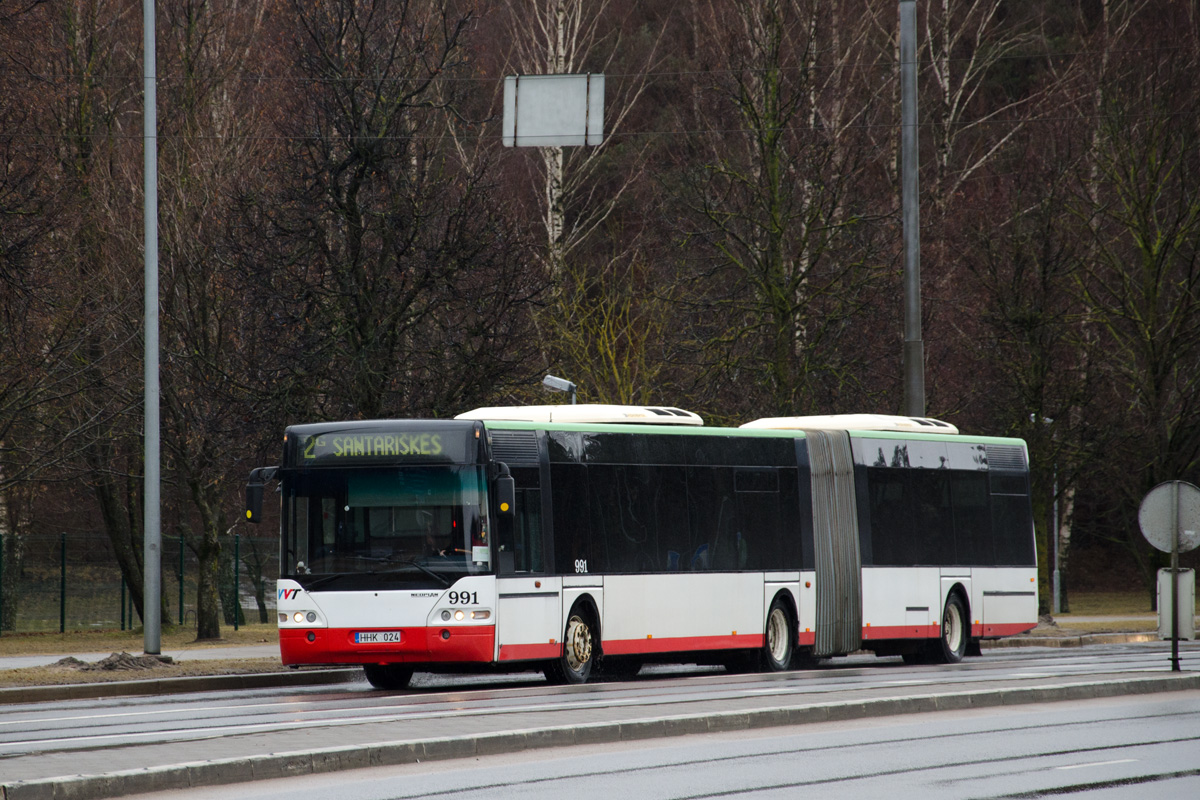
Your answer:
0;530;279;634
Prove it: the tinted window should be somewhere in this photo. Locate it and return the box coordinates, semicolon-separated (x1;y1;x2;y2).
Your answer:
911;470;954;565
992;494;1035;565
589;465;689;573
687;436;795;466
550;464;596;573
584;433;688;465
686;467;737;570
952;472;993;565
865;468;913;566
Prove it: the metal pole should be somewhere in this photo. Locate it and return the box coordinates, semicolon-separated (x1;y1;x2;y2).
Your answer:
1051;466;1060;614
120;576;126;631
143;0;162;654
1170;482;1180;671
234;534;240;632
900;0;924;417
0;532;4;637
60;532;66;634
179;534;185;625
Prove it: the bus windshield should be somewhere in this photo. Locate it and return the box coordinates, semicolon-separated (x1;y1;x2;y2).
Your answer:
282;465;491;589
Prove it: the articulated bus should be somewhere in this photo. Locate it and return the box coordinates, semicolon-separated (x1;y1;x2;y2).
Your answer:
245;406;1038;688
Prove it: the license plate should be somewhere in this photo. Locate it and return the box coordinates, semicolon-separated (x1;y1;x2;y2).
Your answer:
355;631;402;644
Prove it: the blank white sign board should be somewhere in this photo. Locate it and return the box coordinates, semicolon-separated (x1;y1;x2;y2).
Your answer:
503;74;605;147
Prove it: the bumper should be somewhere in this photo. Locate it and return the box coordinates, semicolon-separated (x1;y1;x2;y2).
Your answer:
280;625;495;666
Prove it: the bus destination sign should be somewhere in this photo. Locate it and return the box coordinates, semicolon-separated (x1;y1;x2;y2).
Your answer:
289;424;474;466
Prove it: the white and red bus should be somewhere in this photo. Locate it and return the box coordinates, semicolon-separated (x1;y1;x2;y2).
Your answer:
246;406;1037;688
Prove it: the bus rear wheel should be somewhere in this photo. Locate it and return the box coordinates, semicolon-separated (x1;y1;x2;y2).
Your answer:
546;609;596;685
363;663;414;690
762;597;795;671
932;593;968;664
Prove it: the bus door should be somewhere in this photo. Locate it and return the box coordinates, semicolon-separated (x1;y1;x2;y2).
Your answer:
806;430;863;657
495;484;562;662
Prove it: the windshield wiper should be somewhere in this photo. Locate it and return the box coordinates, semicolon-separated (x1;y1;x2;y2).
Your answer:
394;559;451;587
302;573;348;591
295;556;451;589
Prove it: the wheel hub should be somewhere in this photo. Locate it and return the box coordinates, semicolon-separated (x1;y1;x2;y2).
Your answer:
565;616;592;671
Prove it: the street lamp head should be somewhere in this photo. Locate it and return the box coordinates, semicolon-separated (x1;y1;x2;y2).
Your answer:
542;374;577;404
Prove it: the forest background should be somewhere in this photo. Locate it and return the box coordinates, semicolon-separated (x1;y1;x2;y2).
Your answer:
2;0;1198;640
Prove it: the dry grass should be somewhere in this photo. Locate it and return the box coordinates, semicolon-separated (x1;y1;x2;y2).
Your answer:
0;658;288;688
0;623;278;657
1055;591;1157;617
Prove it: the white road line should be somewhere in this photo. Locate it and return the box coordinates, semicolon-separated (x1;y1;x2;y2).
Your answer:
1055;759;1137;771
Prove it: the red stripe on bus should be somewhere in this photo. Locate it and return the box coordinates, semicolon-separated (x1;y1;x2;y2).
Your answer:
603;633;765;656
861;625;941;640
279;626;494;666
981;622;1037;637
498;642;561;661
859;622;1036;640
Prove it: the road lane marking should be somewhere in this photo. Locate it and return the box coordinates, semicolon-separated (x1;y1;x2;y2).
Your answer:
1055;759;1137;770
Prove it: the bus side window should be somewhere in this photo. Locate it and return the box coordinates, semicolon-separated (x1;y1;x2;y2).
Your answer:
499;488;544;573
516;488;544;572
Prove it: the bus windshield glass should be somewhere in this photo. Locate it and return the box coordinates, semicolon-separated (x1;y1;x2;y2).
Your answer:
282;465;491;589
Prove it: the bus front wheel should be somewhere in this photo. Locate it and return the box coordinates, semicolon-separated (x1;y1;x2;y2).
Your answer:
546;609;596;685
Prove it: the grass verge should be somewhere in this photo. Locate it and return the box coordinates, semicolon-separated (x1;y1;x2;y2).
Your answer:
0;658;291;688
0;623;278;657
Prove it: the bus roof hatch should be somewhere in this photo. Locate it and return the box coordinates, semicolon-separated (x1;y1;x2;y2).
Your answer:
740;414;959;434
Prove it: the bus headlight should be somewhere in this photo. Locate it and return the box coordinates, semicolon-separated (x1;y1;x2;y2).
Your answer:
436;608;492;623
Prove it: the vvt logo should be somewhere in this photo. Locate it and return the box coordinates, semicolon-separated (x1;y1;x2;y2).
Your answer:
278;588;302;600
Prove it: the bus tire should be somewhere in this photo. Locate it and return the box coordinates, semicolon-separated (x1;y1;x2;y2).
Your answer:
762;596;795;672
363;664;414;690
932;592;968;664
546;607;596;685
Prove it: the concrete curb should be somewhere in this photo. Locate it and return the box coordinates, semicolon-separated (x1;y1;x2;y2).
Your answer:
3;672;1197;800
982;632;1160;648
0;668;359;706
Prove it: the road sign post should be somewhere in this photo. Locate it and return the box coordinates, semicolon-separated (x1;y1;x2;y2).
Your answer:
1138;480;1200;671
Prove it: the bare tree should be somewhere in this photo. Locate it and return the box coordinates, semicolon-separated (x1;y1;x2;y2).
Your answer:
671;0;887;416
253;0;541;422
155;0;272;639
1073;21;1200;601
500;0;663;280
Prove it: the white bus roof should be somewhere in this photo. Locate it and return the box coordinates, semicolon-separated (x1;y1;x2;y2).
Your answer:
456;404;704;426
740;413;959;435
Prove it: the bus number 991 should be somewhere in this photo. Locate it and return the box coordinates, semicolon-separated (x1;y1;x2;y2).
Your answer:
448;591;478;605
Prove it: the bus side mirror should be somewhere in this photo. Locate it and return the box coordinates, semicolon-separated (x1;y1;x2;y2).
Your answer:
246;484;264;523
497;474;515;516
245;466;277;524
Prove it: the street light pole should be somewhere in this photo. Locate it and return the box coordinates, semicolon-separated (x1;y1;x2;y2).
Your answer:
900;0;924;418
143;0;162;655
